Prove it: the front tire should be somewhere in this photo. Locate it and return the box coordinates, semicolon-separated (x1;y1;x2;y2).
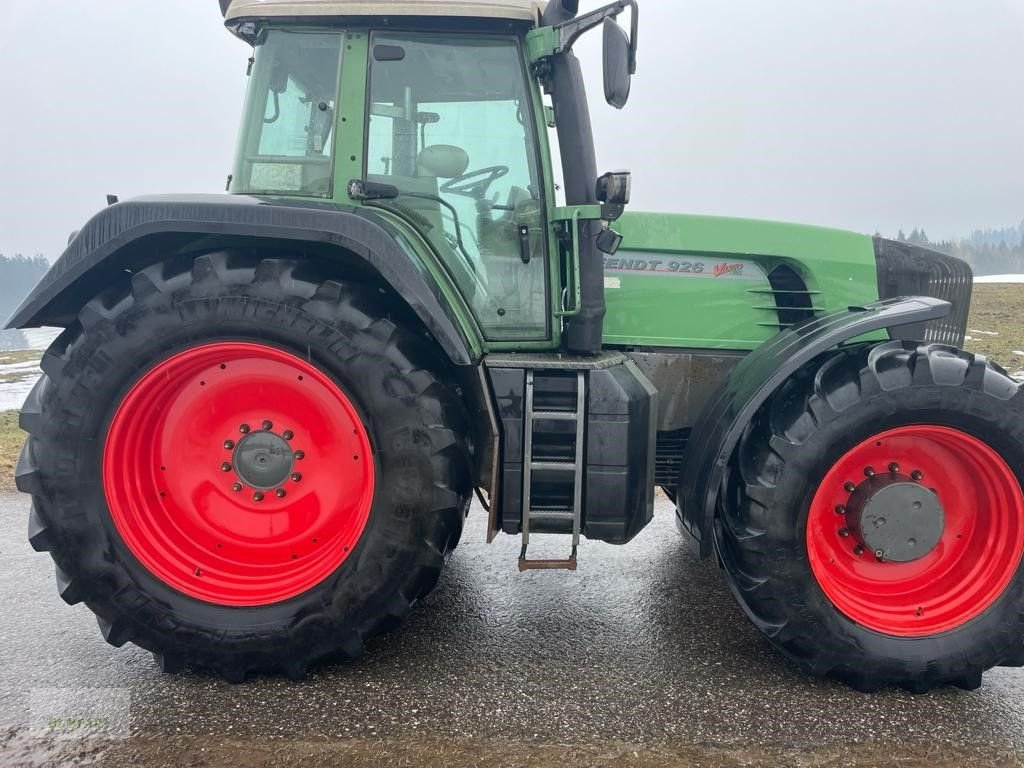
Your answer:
17;251;471;681
717;341;1024;692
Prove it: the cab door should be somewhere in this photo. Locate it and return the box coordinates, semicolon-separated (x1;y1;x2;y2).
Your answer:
364;31;551;343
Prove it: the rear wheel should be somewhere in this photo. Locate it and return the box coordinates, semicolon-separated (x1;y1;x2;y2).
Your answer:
17;251;471;681
717;341;1024;692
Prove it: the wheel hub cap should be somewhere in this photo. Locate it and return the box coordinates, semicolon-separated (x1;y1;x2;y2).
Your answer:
232;431;295;490
846;474;944;563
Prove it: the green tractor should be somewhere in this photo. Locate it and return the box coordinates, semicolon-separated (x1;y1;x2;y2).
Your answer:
11;0;1024;692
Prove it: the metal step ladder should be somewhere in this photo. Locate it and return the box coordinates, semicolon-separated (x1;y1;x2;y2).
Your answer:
519;370;585;572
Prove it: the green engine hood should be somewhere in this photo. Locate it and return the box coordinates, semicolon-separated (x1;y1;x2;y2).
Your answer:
604;211;880;350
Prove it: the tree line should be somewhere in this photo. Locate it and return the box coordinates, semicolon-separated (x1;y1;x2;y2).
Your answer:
0;254;50;351
889;219;1024;277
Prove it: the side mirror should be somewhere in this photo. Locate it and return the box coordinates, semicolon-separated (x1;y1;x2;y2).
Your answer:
596;170;631;221
603;19;632;109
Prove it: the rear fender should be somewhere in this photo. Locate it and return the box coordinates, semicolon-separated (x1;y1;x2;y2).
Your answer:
677;297;953;557
6;194;476;366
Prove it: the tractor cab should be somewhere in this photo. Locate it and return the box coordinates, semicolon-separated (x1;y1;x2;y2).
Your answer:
226;0;637;349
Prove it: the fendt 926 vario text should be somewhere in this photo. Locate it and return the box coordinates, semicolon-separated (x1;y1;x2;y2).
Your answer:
11;0;1024;692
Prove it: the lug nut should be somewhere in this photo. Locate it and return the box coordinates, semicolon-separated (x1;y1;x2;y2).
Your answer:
239;424;251;434
864;467;875;477
291;472;302;483
253;491;264;502
834;504;845;515
262;420;273;431
294;450;305;461
844;482;856;493
888;462;900;474
224;439;235;450
282;430;294;440
875;549;885;561
911;470;924;482
220;462;232;472
276;488;287;498
838;528;850;538
232;482;243;492
854;544;865;555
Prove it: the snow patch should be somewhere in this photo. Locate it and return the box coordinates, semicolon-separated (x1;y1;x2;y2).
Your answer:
0;360;43;374
22;328;61;350
975;274;1024;284
970;274;1024;284
0;374;39;410
0;350;44;411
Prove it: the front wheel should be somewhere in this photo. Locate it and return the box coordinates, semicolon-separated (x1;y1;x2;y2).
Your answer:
17;252;471;681
717;341;1024;692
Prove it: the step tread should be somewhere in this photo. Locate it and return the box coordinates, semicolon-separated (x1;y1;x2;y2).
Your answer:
529;461;578;472
531;410;578;421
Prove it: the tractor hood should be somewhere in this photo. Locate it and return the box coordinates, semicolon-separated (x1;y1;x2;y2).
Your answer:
600;210;970;350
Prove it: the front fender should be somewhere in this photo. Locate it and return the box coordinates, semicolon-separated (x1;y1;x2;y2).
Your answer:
677;297;952;558
6;193;476;366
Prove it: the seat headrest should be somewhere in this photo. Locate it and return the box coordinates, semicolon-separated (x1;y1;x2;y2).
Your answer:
417;145;470;179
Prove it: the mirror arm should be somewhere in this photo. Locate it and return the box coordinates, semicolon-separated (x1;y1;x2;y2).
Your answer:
554;0;638;59
627;0;639;73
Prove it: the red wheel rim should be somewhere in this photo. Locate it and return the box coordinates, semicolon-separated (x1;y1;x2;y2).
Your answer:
103;342;374;607
807;426;1024;636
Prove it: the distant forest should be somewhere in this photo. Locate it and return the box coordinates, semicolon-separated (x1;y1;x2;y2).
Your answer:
888;219;1024;277
0;254;49;350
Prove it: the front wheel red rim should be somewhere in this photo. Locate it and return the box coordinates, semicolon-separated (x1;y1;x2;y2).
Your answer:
103;342;375;607
807;425;1024;636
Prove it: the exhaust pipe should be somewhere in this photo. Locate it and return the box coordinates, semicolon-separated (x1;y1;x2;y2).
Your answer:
543;1;606;354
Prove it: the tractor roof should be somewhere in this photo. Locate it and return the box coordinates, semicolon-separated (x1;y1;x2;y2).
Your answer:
222;0;548;25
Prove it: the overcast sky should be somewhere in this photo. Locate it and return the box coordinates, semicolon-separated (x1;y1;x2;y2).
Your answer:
1;1;1021;261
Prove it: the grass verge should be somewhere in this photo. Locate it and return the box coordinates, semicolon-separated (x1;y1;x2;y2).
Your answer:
0;410;22;493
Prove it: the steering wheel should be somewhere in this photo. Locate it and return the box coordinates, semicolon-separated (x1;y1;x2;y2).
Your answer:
441;166;509;199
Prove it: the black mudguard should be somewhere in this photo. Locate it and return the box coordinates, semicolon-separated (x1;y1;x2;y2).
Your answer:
6;193;474;366
677;297;953;557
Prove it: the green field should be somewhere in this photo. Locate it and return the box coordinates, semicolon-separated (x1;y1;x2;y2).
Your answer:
963;284;1024;373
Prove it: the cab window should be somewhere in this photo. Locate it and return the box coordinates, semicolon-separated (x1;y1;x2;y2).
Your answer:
231;30;343;198
367;33;548;341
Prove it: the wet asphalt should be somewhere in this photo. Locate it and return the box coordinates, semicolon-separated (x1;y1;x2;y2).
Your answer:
1;492;1024;767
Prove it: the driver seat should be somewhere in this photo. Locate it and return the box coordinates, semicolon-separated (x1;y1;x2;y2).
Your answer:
410;145;473;259
416;145;470;180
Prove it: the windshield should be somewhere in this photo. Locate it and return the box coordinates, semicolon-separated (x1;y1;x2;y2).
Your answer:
230;30;343;197
366;33;549;341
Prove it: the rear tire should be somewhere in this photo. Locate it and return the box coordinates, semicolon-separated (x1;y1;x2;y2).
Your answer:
17;251;471;681
716;341;1024;692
